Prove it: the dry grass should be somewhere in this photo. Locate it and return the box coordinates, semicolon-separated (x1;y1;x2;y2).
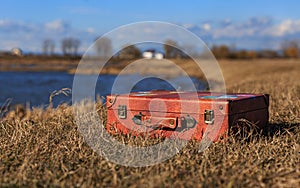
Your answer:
0;55;80;72
0;59;300;187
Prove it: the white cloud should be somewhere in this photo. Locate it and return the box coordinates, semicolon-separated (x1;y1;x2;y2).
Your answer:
202;23;211;31
212;24;256;38
0;19;97;53
262;19;300;37
181;17;300;41
0;20;10;27
179;17;300;50
0;19;37;33
2;17;300;53
44;20;70;33
86;27;95;34
212;17;272;38
220;19;232;26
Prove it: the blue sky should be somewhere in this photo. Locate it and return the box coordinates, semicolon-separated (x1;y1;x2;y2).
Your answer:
1;0;300;53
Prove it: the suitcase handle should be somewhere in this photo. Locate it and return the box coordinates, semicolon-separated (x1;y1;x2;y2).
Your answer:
132;113;177;129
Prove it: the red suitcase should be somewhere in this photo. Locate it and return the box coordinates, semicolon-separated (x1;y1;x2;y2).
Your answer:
106;91;269;141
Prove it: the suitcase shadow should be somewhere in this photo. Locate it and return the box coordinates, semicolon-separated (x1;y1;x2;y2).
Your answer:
261;122;300;137
228;121;299;142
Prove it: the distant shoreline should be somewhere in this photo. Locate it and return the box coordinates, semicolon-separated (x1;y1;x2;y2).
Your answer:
0;55;299;78
0;55;80;73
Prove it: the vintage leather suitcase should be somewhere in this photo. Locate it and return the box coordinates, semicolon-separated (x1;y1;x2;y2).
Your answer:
106;91;269;141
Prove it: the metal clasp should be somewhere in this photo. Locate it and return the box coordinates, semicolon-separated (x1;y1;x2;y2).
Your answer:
204;110;214;125
118;105;127;119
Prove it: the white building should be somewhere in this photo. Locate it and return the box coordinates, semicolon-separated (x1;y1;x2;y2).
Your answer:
142;51;154;59
11;48;23;56
154;52;164;60
142;49;164;59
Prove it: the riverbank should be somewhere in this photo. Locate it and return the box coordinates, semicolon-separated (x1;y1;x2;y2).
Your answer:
1;57;299;187
0;55;80;72
1;55;299;78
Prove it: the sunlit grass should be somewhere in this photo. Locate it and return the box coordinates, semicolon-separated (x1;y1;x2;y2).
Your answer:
0;59;299;187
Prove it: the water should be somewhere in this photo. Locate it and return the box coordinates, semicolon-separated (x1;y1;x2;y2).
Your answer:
0;71;206;108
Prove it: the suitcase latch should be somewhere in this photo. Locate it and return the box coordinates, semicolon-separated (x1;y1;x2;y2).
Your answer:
204;110;214;125
118;105;127;119
132;113;143;125
180;115;196;128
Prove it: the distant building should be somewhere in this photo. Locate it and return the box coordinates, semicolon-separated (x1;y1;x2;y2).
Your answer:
142;49;164;59
142;49;155;59
11;48;23;56
154;52;164;60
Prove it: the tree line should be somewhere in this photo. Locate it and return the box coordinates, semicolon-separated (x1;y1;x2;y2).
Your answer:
42;38;81;56
42;37;300;59
211;40;300;59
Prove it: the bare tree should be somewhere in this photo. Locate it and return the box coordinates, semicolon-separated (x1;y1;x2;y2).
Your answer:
43;39;55;55
94;37;113;58
72;39;80;56
43;39;49;55
118;44;141;59
163;39;182;58
61;38;72;55
61;38;81;56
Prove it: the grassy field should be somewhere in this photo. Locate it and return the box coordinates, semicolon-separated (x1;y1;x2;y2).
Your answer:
0;55;80;72
0;59;299;187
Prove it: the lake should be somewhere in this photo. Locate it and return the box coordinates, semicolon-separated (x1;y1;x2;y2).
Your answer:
0;71;206;108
